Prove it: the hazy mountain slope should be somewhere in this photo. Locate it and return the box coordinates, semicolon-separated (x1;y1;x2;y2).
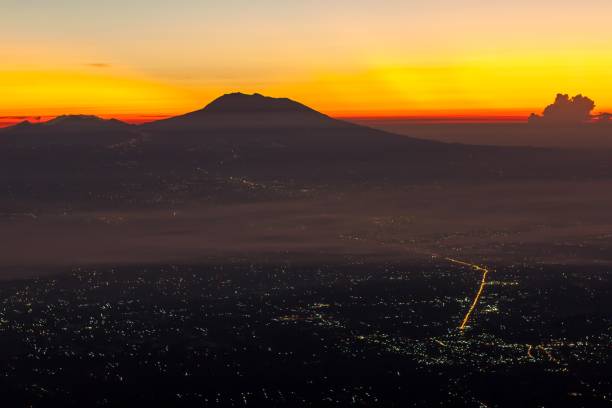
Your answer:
1;93;612;213
0;115;136;147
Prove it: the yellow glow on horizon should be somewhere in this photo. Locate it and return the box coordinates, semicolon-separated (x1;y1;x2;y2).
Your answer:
0;69;195;117
2;51;612;121
2;1;612;121
279;52;612;117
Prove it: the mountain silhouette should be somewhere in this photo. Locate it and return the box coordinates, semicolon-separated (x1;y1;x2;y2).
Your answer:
139;93;448;172
203;92;320;114
134;94;612;182
145;92;355;132
0;115;135;147
0;94;439;150
0;93;453;183
1;92;610;186
0;94;436;155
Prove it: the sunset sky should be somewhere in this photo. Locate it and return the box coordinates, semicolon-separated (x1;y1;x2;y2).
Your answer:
1;0;611;125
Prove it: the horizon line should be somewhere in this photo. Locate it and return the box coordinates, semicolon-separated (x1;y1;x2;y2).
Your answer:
2;108;611;128
1;92;610;128
0;113;534;128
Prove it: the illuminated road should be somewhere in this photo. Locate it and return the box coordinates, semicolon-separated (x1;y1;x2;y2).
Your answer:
537;345;561;365
340;234;492;332
445;257;490;331
434;339;448;347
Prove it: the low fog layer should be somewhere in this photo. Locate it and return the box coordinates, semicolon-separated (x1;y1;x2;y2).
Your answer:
2;181;612;279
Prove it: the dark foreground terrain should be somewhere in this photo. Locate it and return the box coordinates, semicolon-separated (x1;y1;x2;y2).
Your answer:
1;93;611;406
349;119;612;149
0;261;610;407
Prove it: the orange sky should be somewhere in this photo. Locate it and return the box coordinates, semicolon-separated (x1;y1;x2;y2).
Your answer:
1;1;611;125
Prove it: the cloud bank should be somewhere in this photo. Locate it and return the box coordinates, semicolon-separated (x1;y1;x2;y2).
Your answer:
529;94;595;124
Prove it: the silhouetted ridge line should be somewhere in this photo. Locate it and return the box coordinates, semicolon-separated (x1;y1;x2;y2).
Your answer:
0;114;134;147
0;93;439;150
202;92;319;114
145;92;355;131
0;115;129;131
44;115;127;127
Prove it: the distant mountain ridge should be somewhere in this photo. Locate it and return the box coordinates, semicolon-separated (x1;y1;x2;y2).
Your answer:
0;93;360;138
202;93;320;114
0;92;432;150
6;115;130;130
43;115;129;128
144;92;355;132
1;92;611;202
137;92;442;154
0;114;134;147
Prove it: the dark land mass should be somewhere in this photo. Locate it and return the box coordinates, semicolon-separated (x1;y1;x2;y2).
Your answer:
1;93;611;406
348;119;612;149
0;262;609;407
1;93;612;271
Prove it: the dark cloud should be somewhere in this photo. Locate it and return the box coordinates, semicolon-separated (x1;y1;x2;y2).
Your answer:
86;63;111;68
529;94;595;124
